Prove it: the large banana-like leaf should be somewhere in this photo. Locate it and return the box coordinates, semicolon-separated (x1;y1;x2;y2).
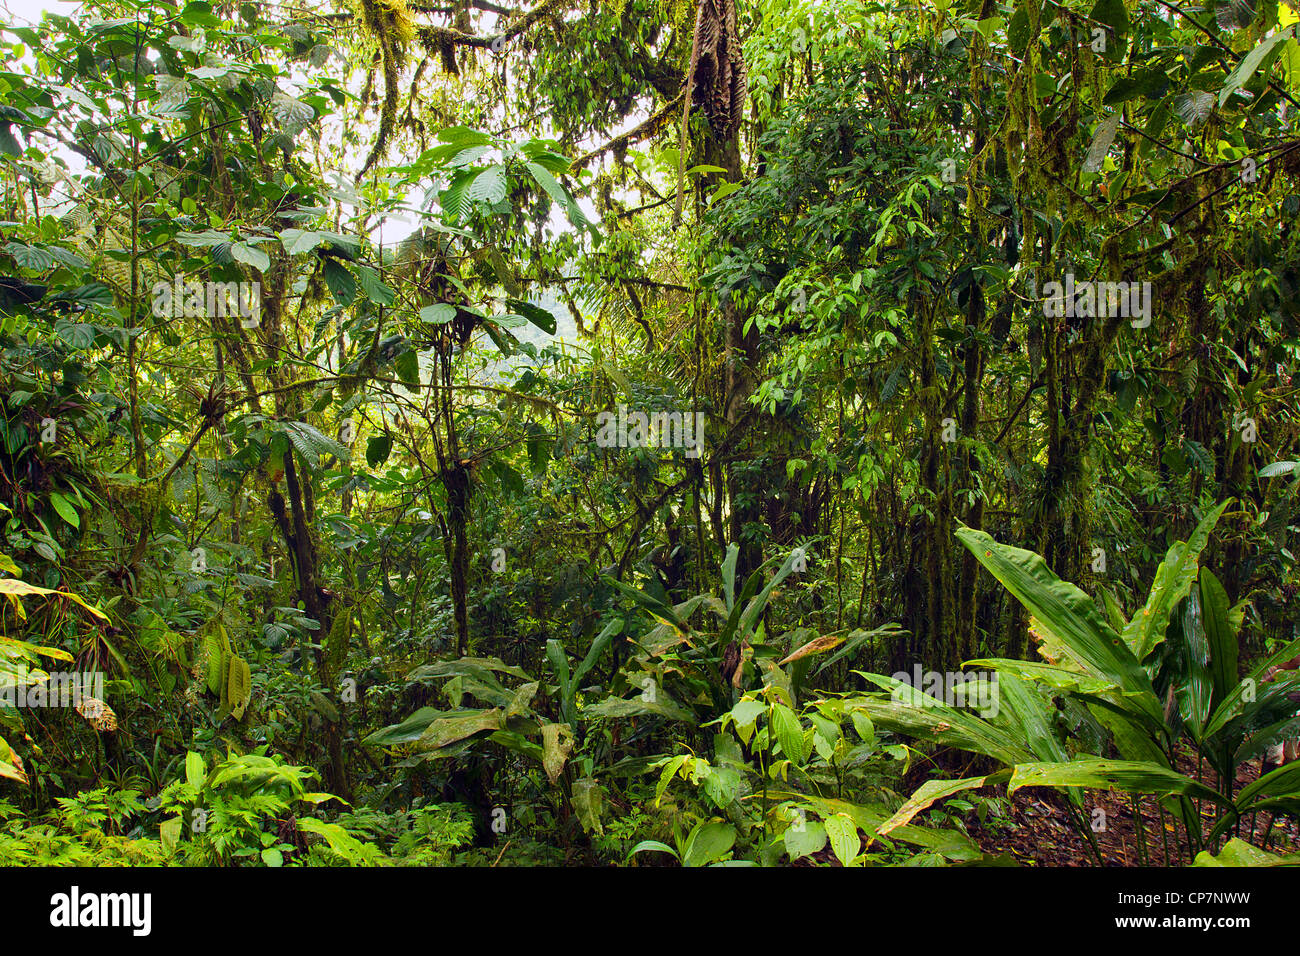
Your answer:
362;708;445;746
1121;500;1228;661
1229;761;1300;812
991;673;1070;764
852;673;1030;766
720;542;739;613
603;575;685;631
1234;711;1300;765
0;635;74;663
1172;586;1212;741
546;638;573;722
1204;636;1300;740
956;526;1162;727
1008;758;1227;805
406;655;532;685
585;692;696;723
1090;705;1172;765
965;657;1117;696
734;547;803;640
1199;569;1239;711
414;707;506;751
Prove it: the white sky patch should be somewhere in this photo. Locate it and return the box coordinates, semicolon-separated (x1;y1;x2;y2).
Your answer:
2;0;77;26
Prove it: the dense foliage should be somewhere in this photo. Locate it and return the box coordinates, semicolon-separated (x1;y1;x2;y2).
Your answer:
1;0;1299;867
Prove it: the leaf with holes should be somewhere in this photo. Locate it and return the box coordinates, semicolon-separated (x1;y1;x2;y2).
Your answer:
822;813;860;866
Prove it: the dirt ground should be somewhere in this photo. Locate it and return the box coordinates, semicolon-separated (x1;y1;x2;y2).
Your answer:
965;753;1300;866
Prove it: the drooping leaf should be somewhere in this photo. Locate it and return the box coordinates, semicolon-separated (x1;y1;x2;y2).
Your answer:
1082;113;1120;172
1121;500;1228;661
1220;25;1297;106
1008;759;1227;805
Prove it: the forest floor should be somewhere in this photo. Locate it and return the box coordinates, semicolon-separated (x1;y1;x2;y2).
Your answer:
966;753;1300;866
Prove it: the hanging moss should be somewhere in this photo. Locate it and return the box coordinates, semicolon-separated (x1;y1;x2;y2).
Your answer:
353;0;414;181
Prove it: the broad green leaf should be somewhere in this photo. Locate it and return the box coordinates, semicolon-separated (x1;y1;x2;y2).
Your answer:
585;693;696;723
571;775;605;835
365;434;392;468
505;298;557;335
784;817;827;858
524;161;569;210
185;750;205;788
853;672;1030;765
955;526;1160;725
352;265;395;307
572;618;620;686
1204;637;1300;739
682;821;736;867
414;708;505;751
1259;461;1299;478
721;542;739;611
362;706;443;746
1174;90;1215;128
1121;501;1228;661
1008;759;1226;805
822;812;860;865
419;303;456;324
771;703;805;762
540;722;573;784
1089;0;1129;37
628;839;679;861
49;492;79;529
0;578;108;621
280;228;327;255
231;241;270;272
4;242;55;271
1221;25;1297;106
1082;113;1120;172
1193;838;1299;866
467;165;507;205
0;735;27;784
159;815;181;850
1200;569;1238;710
